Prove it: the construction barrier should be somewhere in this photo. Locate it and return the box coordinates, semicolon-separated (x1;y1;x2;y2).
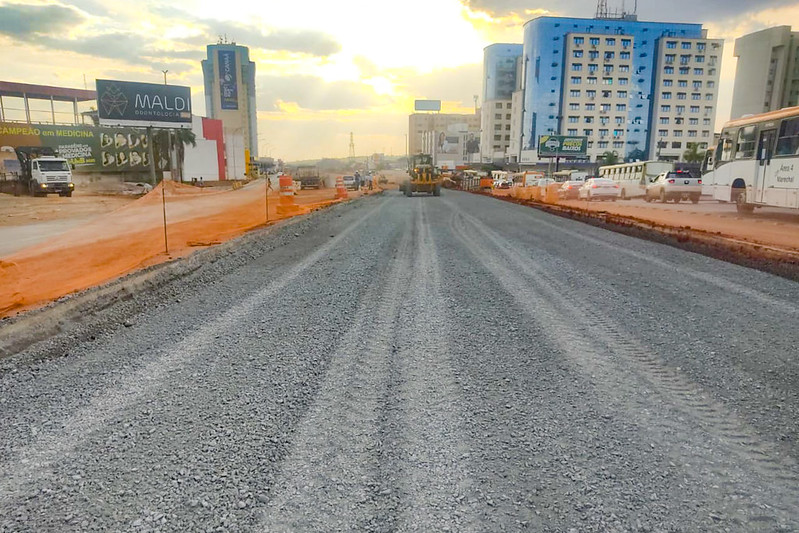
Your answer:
277;175;302;216
335;175;348;200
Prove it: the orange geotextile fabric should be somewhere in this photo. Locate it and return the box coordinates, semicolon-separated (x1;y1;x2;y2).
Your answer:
0;181;346;317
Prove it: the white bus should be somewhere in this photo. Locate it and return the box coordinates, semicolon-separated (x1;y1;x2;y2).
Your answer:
598;160;673;199
703;106;799;213
552;170;588;183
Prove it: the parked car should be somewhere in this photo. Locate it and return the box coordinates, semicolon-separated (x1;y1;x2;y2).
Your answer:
557;180;583;200
578;178;620;201
644;170;702;203
342;175;359;191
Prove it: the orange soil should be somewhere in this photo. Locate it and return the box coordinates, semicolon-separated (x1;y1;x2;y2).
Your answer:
0;181;366;317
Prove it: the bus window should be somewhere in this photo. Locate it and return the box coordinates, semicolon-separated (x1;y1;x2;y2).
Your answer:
718;136;733;164
735;125;757;159
776;117;799;156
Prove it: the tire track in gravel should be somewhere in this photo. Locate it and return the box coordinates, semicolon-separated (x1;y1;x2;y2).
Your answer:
382;199;484;532
0;201;386;505
446;203;799;530
257;206;415;532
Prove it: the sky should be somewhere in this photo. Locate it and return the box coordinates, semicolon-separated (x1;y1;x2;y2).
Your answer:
1;0;798;161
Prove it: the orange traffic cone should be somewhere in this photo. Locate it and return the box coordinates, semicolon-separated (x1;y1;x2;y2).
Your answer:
335;175;348;200
276;175;302;215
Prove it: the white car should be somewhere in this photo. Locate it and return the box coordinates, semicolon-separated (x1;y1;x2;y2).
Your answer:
578;178;620;201
644;170;702;203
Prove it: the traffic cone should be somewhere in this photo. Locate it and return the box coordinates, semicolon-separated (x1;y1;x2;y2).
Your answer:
335;175;348;200
277;175;301;215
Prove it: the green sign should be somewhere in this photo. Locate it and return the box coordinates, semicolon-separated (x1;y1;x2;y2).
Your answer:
537;135;588;158
0;121;166;173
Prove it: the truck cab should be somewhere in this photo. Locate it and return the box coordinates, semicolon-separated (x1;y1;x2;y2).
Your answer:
30;157;74;196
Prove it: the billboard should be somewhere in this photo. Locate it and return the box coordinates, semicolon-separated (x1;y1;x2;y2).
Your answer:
414;99;441;112
96;79;192;129
0;121;170;172
218;50;239;110
537;135;588;158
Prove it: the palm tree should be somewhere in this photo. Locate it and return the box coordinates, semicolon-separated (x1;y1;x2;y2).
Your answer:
153;128;196;181
683;142;705;163
600;150;619;165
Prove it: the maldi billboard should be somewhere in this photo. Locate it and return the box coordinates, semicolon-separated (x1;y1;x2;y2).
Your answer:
218;50;239;110
96;79;192;129
0;122;170;172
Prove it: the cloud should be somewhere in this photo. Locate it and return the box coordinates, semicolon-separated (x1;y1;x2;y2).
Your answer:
460;0;796;24
396;64;483;109
258;74;384;111
0;3;85;38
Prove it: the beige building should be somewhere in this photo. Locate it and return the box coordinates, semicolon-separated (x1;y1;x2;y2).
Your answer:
481;101;513;163
650;37;723;160
561;33;637;162
730;26;799;120
408;112;480;156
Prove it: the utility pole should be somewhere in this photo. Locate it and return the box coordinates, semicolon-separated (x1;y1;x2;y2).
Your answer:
349;132;355;159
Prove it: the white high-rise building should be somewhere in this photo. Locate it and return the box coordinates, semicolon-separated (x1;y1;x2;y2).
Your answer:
481;44;522;164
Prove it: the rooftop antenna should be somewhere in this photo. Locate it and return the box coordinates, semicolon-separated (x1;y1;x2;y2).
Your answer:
596;0;608;18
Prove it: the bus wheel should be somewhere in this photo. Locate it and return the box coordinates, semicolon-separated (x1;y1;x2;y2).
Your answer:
735;190;754;214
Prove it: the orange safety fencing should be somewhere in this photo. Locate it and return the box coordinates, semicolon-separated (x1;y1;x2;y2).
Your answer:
0;180;369;317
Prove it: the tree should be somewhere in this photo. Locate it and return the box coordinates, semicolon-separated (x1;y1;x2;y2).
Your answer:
683;142;705;163
626;148;646;162
152;129;197;182
600;150;619;165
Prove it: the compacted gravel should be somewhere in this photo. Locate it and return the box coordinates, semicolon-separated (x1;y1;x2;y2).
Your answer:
1;189;798;532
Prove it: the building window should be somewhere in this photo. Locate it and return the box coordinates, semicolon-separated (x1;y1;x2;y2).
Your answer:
690;105;699;113
694;68;704;75
676;105;685;113
604;65;614;73
600;116;609;125
599;129;609;137
585;103;596;110
708;68;716;76
664;66;674;74
619;78;628;85
679;67;689;74
569;103;580;110
587;90;596;98
675;117;684;125
695;55;705;63
613;141;624;149
505;124;511;130
680;55;691;65
494;124;501;130
677;92;687;100
697;42;706;52
571;76;582;84
703;118;711;125
678;80;687;87
567;128;578;136
620;51;631;60
572;63;583;71
606;38;616;46
707;81;715;88
619;65;630;72
585;116;594;123
568;116;579;123
674;130;683;137
681;42;692;50
662;92;672;100
689;118;698;125
598;141;609;148
666;41;677;49
663;79;673;87
587;77;597;84
621;39;631;48
661;105;671;112
589;50;599;59
574;36;584;45
672;141;682;149
604;52;615;60
602;77;613;85
506;114;511;119
495;102;502;108
600;103;611;112
584;129;594;136
705;93;713;100
702;130;710;137
615;116;624;124
691;93;701;100
665;54;675;64
692;81;702;89
688;130;697;137
494;134;502;141
505;135;510;141
658;129;668;137
590;37;600;46
616;104;627;111
588;64;598;73
506;103;512;108
617;90;628;98
660;117;670;124
613;129;624;137
569;90;581;97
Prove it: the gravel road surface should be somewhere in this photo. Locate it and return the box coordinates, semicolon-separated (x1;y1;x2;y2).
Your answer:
1;190;798;532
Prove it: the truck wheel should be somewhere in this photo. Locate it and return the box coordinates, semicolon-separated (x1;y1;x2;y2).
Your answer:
433;184;441;197
659;190;666;203
65;191;73;198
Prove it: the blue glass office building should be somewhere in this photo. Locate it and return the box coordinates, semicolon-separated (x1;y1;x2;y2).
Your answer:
521;16;704;159
483;44;523;102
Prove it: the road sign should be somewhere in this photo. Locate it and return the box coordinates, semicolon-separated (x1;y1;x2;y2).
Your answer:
537;135;588;158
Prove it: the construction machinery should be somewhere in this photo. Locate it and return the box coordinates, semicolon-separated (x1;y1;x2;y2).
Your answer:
403;154;441;197
0;146;74;197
